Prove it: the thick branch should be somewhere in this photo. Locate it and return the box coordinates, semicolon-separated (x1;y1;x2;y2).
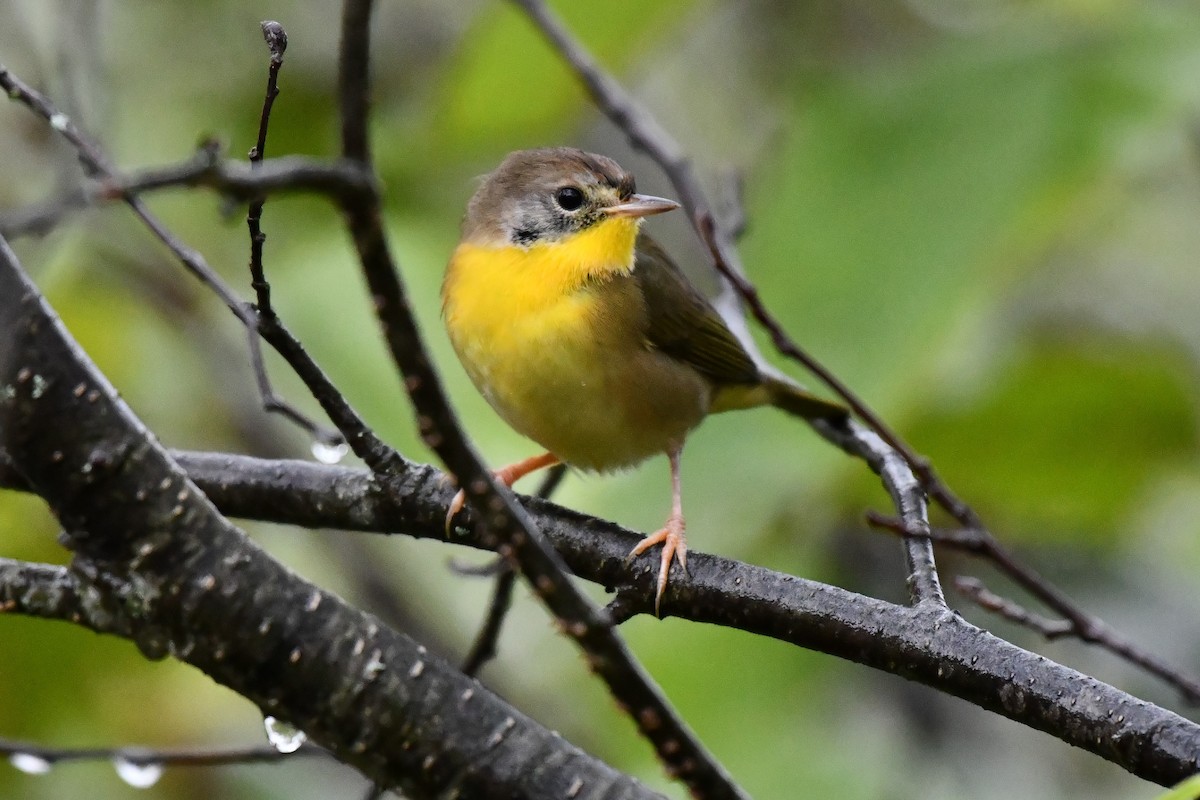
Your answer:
0;559;139;637
9;450;1190;787
3;344;1196;785
0;236;661;800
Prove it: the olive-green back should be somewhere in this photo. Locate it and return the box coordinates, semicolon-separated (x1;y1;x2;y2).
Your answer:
632;234;760;388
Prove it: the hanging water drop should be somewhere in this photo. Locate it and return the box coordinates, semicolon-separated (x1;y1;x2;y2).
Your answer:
311;439;349;465
114;756;164;789
264;716;307;753
9;752;52;775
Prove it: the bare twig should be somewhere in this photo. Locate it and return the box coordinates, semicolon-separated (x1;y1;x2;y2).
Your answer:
241;21;336;450
867;512;1200;703
246;20;289;317
0;66;339;448
507;0;945;607
460;464;569;677
0;735;327;770
334;3;747;797
0;64;397;471
460;570;517;678
0;152;377;239
694;215;944;605
953;577;1074;638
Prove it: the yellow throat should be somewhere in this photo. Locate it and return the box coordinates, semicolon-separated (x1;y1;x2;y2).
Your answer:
444;215;641;321
442;214;680;470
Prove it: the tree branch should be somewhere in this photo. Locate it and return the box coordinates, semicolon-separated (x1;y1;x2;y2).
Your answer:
866;513;1200;704
333;2;747;797
0;559;138;636
462;464;568;678
0;235;662;800
8;450;1193;786
0;65;354;449
246;20;290;316
0;730;327;770
0;150;377;239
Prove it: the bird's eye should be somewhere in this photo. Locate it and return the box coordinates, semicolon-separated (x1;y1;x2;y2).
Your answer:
554;186;584;212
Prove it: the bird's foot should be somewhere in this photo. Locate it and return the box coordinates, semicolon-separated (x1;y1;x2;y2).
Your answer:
444;453;560;534
627;513;687;616
446;473;509;534
445;485;472;535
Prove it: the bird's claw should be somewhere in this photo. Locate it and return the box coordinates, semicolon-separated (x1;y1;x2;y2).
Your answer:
446;453;560;535
627;513;687;617
445;487;468;535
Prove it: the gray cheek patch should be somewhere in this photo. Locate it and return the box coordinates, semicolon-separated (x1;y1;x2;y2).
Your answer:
507;196;581;246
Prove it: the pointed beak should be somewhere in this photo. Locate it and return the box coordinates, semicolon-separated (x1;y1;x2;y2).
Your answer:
602;193;680;219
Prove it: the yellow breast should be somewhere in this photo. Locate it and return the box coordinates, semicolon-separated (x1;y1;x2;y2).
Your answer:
442;218;709;470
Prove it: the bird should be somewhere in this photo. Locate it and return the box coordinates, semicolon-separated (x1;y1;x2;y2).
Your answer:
441;147;846;614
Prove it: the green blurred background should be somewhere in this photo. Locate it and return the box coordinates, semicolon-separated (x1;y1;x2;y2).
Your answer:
2;0;1200;797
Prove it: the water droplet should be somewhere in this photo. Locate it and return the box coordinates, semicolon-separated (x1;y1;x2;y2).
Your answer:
114;757;163;788
9;752;52;774
311;440;349;465
264;716;306;753
49;112;69;131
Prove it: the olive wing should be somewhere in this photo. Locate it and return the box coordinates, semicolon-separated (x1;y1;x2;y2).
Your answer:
632;234;760;388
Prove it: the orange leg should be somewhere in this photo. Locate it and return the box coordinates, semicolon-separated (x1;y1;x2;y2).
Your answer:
628;446;687;616
445;452;561;533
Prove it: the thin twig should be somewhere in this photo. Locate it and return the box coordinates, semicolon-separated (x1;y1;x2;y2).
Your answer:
0;64;397;470
696;208;973;535
953;577;1074;638
460;570;517;678
334;3;747;797
694;215;944;605
246;20;289;317
460;464;570;677
866;512;1200;703
0;152;377;239
0;736;327;769
242;20;338;448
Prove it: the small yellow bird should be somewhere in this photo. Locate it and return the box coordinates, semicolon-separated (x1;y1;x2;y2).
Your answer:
442;147;845;612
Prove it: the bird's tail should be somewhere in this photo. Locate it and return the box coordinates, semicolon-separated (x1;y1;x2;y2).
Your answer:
762;375;849;424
